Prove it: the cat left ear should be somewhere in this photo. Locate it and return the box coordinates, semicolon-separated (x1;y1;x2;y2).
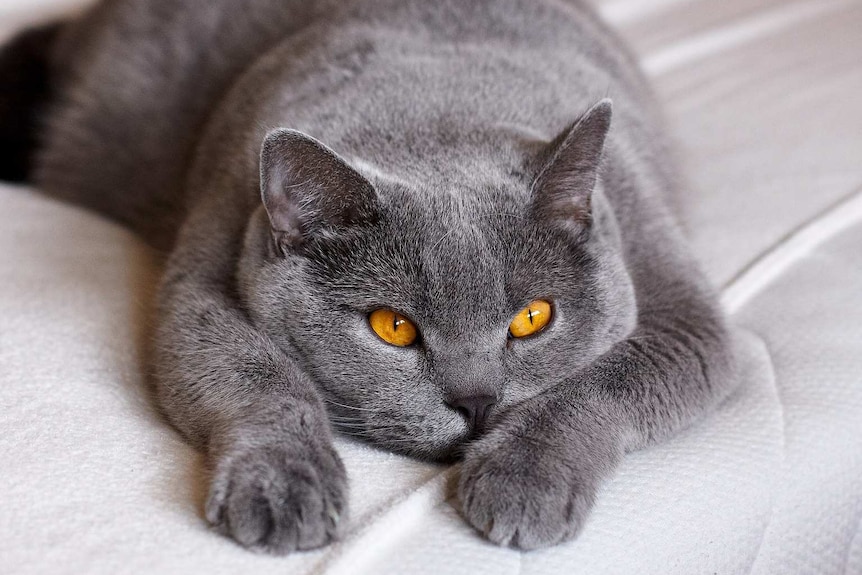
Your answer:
530;99;612;237
260;129;379;255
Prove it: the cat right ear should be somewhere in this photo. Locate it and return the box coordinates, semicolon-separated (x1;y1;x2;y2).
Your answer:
530;99;612;239
260;129;379;255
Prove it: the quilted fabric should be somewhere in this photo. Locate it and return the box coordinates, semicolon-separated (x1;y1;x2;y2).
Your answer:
1;0;860;573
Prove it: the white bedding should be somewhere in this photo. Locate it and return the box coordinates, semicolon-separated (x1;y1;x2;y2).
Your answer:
2;1;861;573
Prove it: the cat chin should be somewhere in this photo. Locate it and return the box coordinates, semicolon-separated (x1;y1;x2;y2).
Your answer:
377;438;470;463
352;427;472;462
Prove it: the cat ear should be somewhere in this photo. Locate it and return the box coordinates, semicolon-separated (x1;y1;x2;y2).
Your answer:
260;129;379;253
530;99;612;237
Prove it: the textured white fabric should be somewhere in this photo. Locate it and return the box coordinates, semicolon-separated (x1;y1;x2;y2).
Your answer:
2;0;861;573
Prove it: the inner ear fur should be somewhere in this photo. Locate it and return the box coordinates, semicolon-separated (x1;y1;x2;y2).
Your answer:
530;99;613;237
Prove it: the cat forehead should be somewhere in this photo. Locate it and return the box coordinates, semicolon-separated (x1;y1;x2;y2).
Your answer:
387;191;523;270
298;201;510;324
381;181;527;237
419;224;509;316
305;175;582;314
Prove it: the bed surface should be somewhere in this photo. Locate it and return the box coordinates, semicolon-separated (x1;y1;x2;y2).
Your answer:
2;0;861;573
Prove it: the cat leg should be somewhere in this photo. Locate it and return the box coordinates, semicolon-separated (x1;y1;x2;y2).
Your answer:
458;281;735;549
153;202;346;555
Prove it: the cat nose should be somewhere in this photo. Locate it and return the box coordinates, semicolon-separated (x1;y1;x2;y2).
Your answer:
448;394;497;435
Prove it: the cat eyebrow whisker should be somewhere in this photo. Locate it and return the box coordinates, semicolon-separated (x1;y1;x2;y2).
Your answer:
430;227;458;254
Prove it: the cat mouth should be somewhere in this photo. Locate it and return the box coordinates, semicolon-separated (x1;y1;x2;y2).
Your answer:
330;416;474;462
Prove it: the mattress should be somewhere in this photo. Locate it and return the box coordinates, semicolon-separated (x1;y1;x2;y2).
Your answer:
1;0;861;573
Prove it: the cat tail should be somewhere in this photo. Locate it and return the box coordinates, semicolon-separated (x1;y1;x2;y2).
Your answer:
0;22;64;182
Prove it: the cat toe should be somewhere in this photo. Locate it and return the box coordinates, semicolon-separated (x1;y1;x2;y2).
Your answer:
458;441;595;550
206;445;347;554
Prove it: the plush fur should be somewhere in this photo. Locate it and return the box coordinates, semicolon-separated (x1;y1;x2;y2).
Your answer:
1;0;736;553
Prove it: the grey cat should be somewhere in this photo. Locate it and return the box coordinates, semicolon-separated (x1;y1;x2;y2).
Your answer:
1;0;736;554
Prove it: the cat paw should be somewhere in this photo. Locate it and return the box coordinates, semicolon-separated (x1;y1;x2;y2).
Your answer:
458;432;599;550
205;443;347;554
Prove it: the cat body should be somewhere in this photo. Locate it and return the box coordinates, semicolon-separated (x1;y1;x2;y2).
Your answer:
2;0;735;553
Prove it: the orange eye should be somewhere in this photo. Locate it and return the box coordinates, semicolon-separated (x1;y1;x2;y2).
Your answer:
509;300;553;338
369;309;418;347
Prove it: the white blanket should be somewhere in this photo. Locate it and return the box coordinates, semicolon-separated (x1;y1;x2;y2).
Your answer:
2;1;861;573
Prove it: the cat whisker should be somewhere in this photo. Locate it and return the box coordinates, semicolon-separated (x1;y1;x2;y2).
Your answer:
373;435;428;443
334;431;373;439
324;398;384;413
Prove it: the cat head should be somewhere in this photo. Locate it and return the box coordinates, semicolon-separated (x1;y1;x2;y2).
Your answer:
237;100;636;460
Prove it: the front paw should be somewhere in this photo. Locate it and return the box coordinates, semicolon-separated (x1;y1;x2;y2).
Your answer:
458;432;605;550
205;443;347;554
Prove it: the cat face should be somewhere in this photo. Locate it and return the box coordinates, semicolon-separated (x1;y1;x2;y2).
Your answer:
239;101;637;460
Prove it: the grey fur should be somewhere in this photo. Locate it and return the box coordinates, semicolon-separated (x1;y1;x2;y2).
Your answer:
8;0;735;553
